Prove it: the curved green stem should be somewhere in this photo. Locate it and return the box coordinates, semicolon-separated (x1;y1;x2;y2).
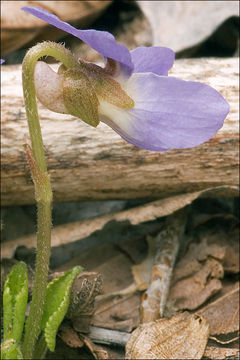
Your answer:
22;42;78;172
21;42;78;359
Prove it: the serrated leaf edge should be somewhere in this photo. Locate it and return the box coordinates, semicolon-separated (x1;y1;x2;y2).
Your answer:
3;262;28;343
43;266;82;351
12;278;28;342
3;287;13;341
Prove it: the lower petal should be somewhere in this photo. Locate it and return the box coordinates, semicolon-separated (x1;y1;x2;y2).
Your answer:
99;73;229;151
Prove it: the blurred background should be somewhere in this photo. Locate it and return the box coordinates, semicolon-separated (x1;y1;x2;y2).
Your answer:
1;1;239;64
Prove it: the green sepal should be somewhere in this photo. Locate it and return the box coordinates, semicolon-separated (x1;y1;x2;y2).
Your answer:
78;60;135;109
41;266;82;352
63;68;100;127
1;339;23;360
3;262;28;343
92;72;134;109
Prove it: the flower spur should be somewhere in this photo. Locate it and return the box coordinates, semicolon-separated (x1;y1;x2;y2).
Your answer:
22;6;229;151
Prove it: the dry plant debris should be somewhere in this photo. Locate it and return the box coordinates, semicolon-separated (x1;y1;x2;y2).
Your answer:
58;323;110;359
139;209;187;322
3;194;238;359
167;219;239;313
203;345;239;360
125;312;209;359
199;283;239;338
67;272;103;334
2;186;237;259
168;238;225;311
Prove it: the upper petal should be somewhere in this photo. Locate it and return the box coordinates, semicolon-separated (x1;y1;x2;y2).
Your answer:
99;73;229;151
130;47;175;76
22;6;134;78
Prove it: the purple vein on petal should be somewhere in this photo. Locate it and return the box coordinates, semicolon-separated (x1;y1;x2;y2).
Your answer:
21;6;134;77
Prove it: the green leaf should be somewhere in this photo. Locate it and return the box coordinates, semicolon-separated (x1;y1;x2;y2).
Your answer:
1;339;23;359
3;262;28;343
41;266;82;351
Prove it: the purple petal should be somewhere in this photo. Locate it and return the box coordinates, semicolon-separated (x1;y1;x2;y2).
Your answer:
0;59;5;64
100;73;229;151
22;6;133;78
131;47;175;76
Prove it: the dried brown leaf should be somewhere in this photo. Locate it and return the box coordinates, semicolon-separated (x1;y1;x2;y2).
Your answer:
203;345;239;360
169;258;223;310
67;272;102;334
172;237;226;282
191;220;239;274
198;284;239;335
67;272;103;319
167;231;227;311
93;293;140;332
80;335;109;360
126;312;209;359
58;323;84;348
220;227;239;274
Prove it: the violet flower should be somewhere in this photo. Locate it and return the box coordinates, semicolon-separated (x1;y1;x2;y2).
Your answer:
0;59;5;64
22;7;229;151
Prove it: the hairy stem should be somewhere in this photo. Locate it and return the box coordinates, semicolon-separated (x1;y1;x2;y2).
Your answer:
22;42;78;172
21;42;78;359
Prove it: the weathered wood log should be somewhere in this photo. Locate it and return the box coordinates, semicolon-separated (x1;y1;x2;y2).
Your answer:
1;58;239;205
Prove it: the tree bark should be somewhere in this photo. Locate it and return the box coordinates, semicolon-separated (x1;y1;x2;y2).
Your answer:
1;58;239;205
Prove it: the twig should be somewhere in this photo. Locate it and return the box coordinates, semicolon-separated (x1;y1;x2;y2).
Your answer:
140;209;188;323
88;326;130;347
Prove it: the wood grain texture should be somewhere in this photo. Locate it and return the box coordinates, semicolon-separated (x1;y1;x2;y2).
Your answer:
1;58;239;205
